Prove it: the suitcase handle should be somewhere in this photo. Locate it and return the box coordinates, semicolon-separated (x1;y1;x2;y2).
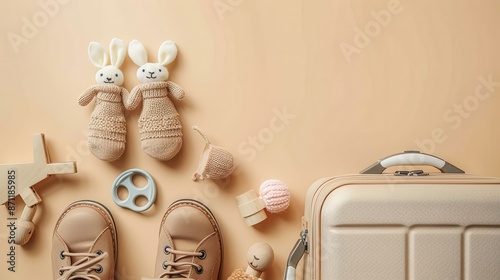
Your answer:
283;230;308;280
360;151;464;174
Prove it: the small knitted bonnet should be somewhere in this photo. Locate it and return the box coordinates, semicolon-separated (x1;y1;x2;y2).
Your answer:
192;126;234;181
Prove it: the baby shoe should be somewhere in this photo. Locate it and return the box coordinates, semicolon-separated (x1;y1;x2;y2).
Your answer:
52;200;118;280
143;199;223;280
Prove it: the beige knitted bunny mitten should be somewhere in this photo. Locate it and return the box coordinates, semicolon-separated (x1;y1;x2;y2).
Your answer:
124;81;184;160
126;40;184;161
79;38;128;162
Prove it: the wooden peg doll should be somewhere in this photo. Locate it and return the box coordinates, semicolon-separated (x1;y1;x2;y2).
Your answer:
228;242;274;280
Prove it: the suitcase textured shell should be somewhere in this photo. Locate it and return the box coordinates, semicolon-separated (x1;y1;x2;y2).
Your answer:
301;174;500;280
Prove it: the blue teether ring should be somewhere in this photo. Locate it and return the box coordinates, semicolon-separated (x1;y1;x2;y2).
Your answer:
111;169;156;212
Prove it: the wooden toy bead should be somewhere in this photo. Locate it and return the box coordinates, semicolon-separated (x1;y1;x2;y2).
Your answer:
14;205;37;245
236;189;267;226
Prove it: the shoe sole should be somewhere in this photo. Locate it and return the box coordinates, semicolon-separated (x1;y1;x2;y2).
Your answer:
160;198;224;279
54;200;118;263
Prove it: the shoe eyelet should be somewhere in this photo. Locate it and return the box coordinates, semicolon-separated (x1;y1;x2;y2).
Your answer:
195;266;203;274
198;250;206;260
95;250;104;255
59;269;64;276
162;261;168;270
95;264;103;274
60;251;65;260
163;246;171;255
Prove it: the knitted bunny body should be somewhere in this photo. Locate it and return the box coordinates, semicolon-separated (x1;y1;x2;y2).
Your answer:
79;84;128;161
127;40;185;160
125;81;184;160
80;38;128;161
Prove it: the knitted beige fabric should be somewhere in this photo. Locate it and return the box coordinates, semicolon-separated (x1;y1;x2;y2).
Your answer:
192;126;234;181
124;81;185;160
79;84;128;161
227;268;261;280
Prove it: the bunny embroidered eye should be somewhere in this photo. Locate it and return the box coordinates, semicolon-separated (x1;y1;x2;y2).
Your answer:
142;69;145;72
100;73;103;77
115;74;118;77
158;69;162;72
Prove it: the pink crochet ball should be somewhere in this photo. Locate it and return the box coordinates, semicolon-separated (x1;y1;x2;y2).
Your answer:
259;179;290;214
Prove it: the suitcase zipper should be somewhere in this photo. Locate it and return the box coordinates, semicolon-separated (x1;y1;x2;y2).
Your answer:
394;169;429;176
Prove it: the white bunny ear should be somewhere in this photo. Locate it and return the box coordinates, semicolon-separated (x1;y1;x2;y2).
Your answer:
88;42;108;68
109;38;126;68
128;40;148;66
158;40;177;66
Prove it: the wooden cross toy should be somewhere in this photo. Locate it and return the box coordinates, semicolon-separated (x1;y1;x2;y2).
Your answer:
0;133;77;245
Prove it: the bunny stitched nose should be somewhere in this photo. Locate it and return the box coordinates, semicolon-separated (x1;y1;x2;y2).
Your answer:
146;72;157;79
104;77;114;84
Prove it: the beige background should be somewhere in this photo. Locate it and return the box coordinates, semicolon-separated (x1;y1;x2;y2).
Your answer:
1;1;500;279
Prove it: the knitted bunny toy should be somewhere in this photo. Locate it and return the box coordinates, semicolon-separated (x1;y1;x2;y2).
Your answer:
78;38;129;161
125;40;185;161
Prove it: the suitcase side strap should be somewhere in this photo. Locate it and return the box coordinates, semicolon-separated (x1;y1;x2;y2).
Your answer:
284;230;308;280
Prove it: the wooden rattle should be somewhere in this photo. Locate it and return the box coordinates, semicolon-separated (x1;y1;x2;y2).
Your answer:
236;179;290;226
227;242;274;280
0;133;77;245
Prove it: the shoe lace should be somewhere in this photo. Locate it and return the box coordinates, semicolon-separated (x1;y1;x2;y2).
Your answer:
58;251;108;280
159;247;204;278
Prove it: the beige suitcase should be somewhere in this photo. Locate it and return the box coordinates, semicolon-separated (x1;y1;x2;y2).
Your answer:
284;151;500;280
